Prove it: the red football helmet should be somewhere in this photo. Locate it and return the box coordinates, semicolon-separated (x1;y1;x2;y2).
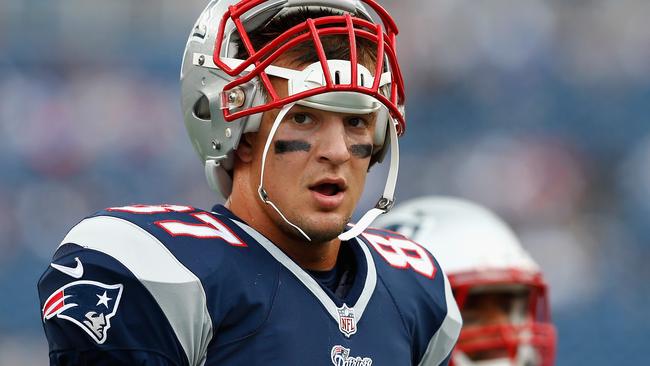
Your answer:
375;196;557;366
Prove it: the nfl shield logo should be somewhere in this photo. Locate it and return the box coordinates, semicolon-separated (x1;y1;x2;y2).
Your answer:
337;304;357;337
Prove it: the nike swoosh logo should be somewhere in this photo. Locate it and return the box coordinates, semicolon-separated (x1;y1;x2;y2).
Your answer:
51;257;84;279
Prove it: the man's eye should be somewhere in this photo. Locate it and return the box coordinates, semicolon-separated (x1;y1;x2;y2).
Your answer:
292;113;313;125
347;117;367;128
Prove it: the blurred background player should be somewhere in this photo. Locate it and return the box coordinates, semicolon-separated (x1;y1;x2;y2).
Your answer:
375;196;557;366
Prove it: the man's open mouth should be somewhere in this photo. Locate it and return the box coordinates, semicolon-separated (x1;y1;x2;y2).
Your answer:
309;180;346;197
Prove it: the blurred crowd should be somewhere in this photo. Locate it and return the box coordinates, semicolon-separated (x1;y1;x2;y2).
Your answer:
1;0;649;364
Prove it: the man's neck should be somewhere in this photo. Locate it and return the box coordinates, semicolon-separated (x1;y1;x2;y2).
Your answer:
226;187;341;271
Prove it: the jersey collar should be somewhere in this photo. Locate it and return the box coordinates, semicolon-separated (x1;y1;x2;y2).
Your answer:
214;205;377;337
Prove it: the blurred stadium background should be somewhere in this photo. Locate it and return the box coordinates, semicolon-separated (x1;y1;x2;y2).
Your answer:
1;0;649;364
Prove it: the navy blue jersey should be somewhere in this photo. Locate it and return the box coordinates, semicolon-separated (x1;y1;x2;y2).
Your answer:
38;204;461;366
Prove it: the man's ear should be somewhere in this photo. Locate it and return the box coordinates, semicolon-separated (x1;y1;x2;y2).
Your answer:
235;132;255;163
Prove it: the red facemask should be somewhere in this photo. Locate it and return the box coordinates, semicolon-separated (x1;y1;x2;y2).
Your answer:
210;0;406;135
450;269;557;366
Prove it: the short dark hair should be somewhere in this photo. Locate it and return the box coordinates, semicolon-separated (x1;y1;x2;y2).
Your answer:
235;8;378;69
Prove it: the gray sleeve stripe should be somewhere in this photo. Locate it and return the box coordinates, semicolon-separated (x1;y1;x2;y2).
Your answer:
61;216;213;366
417;269;463;366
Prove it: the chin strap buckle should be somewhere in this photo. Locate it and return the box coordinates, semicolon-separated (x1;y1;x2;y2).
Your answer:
258;187;269;202
375;197;394;211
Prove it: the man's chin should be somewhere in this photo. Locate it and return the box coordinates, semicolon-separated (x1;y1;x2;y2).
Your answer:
303;228;345;244
284;215;350;244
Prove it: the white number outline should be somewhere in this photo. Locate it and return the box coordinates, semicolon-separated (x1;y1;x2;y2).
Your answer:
363;232;437;278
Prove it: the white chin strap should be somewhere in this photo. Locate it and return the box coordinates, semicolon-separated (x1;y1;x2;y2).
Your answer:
258;103;312;241
257;102;399;243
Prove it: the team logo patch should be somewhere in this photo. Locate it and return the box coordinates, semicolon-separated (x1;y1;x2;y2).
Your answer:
331;345;373;366
42;280;124;344
337;304;357;337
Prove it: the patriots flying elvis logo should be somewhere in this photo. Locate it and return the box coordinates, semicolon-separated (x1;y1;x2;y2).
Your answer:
331;345;373;366
42;280;123;344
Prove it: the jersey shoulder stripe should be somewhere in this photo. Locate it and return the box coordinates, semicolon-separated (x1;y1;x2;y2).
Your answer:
40;244;189;364
62;214;212;366
417;266;462;366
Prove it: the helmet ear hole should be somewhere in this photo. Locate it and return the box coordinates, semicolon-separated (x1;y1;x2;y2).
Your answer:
193;94;211;120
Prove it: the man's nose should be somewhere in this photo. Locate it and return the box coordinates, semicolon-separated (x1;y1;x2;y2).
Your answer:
316;119;351;165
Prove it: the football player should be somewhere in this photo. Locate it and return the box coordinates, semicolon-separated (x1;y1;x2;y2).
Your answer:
375;196;557;366
38;1;461;365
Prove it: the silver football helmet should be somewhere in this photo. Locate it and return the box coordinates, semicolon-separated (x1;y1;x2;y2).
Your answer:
180;0;406;240
374;196;557;366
